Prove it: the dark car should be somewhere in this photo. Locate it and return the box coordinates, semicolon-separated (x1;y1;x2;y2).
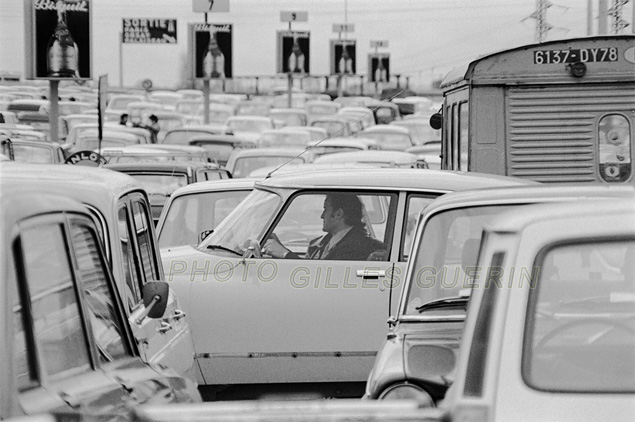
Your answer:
105;161;232;222
188;134;255;166
0;171;201;419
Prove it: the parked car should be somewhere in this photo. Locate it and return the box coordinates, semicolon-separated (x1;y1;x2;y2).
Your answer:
188;134;255;166
310;114;361;138
162;124;229;145
314;150;426;169
1;138;66;163
225;115;276;143
105;161;232;222
1;163;198;382
268;108;309;127
306;137;380;161
257;128;313;148
367;100;402;124
0;165;201;419
160;168;533;400
305;99;341;121
439;197;635;421
99;144;209;164
357;125;415;151
339;106;376;129
406;142;442;170
157;178;257;249
284;125;329;142
225;147;309;178
391;116;439;146
364;184;635;404
58;113;98;141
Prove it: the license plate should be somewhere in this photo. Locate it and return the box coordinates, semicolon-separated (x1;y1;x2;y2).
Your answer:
534;47;618;64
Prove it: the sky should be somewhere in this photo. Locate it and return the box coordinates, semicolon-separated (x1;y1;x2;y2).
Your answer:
1;0;633;90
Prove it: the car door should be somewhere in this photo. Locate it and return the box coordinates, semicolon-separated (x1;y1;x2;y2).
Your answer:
117;193;195;379
13;214;129;416
187;189;438;385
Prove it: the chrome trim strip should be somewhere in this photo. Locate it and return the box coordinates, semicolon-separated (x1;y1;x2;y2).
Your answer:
195;351;377;359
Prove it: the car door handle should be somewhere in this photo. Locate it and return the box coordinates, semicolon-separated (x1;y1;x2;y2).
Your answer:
172;309;186;321
157;321;172;333
356;270;386;278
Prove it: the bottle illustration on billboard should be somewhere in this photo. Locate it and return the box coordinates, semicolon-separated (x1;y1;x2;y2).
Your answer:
288;35;305;74
202;28;225;79
338;45;353;74
374;57;387;82
47;0;79;78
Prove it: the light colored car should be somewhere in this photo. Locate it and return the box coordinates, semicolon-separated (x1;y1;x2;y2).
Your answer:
225;147;309;178
1;163;199;383
304;99;342;120
0;172;201;419
99;144;210;164
188;134;255;166
339;106;377;129
235;100;272;117
440;197;635;421
106;93;146;115
225;115;276;143
306;137;380;161
364;184;635;404
58;113;98;140
357;125;415;151
73;129;146;152
310;114;361;138
284;125;329;142
268;108;309;127
160;168;533;399
406;141;442;170
1;138;66;163
162;124;229;145
314;150;426;169
257;128;313;149
157;178;256;249
391;116;439;146
148;90;184;110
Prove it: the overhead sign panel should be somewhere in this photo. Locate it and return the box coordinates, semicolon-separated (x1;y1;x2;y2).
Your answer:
280;11;308;22
193;0;230;13
332;23;354;33
122;19;177;43
370;40;389;48
24;0;92;80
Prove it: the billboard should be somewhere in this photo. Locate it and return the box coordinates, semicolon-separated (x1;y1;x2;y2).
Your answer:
122;18;177;44
330;40;356;75
24;0;92;80
277;30;310;74
191;23;233;79
368;53;390;83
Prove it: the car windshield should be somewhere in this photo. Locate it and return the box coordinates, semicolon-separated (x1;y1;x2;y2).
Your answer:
198;189;281;254
403;204;518;316
524;239;635;392
159;189;252;248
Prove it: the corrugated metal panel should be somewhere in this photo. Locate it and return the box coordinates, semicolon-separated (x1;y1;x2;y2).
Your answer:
506;85;635;183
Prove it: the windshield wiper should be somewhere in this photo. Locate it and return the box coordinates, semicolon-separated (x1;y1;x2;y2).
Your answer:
416;296;469;314
206;244;243;257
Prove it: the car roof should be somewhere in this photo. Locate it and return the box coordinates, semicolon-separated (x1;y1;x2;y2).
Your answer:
230;147;306;158
255;168;535;191
104;161;222;172
0;162;144;209
484;196;635;234
420;184;635;217
226;115;273;122
360;125;411;135
169;178;257;196
314;150;418;164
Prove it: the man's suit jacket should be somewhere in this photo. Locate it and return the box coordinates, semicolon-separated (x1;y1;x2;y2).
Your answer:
297;226;386;261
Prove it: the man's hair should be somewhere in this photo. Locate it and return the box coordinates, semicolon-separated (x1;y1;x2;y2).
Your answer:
149;114;158;123
325;193;365;229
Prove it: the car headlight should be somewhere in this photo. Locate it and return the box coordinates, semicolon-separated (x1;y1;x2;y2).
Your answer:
378;382;435;406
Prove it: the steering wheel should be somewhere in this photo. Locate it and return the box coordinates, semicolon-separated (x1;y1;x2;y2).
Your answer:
534;318;635;353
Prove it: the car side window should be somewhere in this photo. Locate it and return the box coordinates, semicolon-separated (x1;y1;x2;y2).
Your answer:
118;204;143;311
132;200;159;282
69;221;130;363
17;222;92;381
401;195;438;261
266;191;396;261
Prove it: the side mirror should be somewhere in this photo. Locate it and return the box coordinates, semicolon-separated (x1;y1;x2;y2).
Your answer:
429;112;443;130
199;229;214;243
142;281;169;319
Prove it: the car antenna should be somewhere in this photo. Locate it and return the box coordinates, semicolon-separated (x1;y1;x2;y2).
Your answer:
264;89;406;179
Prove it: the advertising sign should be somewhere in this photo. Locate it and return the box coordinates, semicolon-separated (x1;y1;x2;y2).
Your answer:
122;18;177;43
191;23;233;79
330;40;356;75
368;53;390;83
25;0;92;80
277;30;310;74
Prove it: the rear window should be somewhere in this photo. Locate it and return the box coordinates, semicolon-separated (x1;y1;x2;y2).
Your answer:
523;239;635;392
